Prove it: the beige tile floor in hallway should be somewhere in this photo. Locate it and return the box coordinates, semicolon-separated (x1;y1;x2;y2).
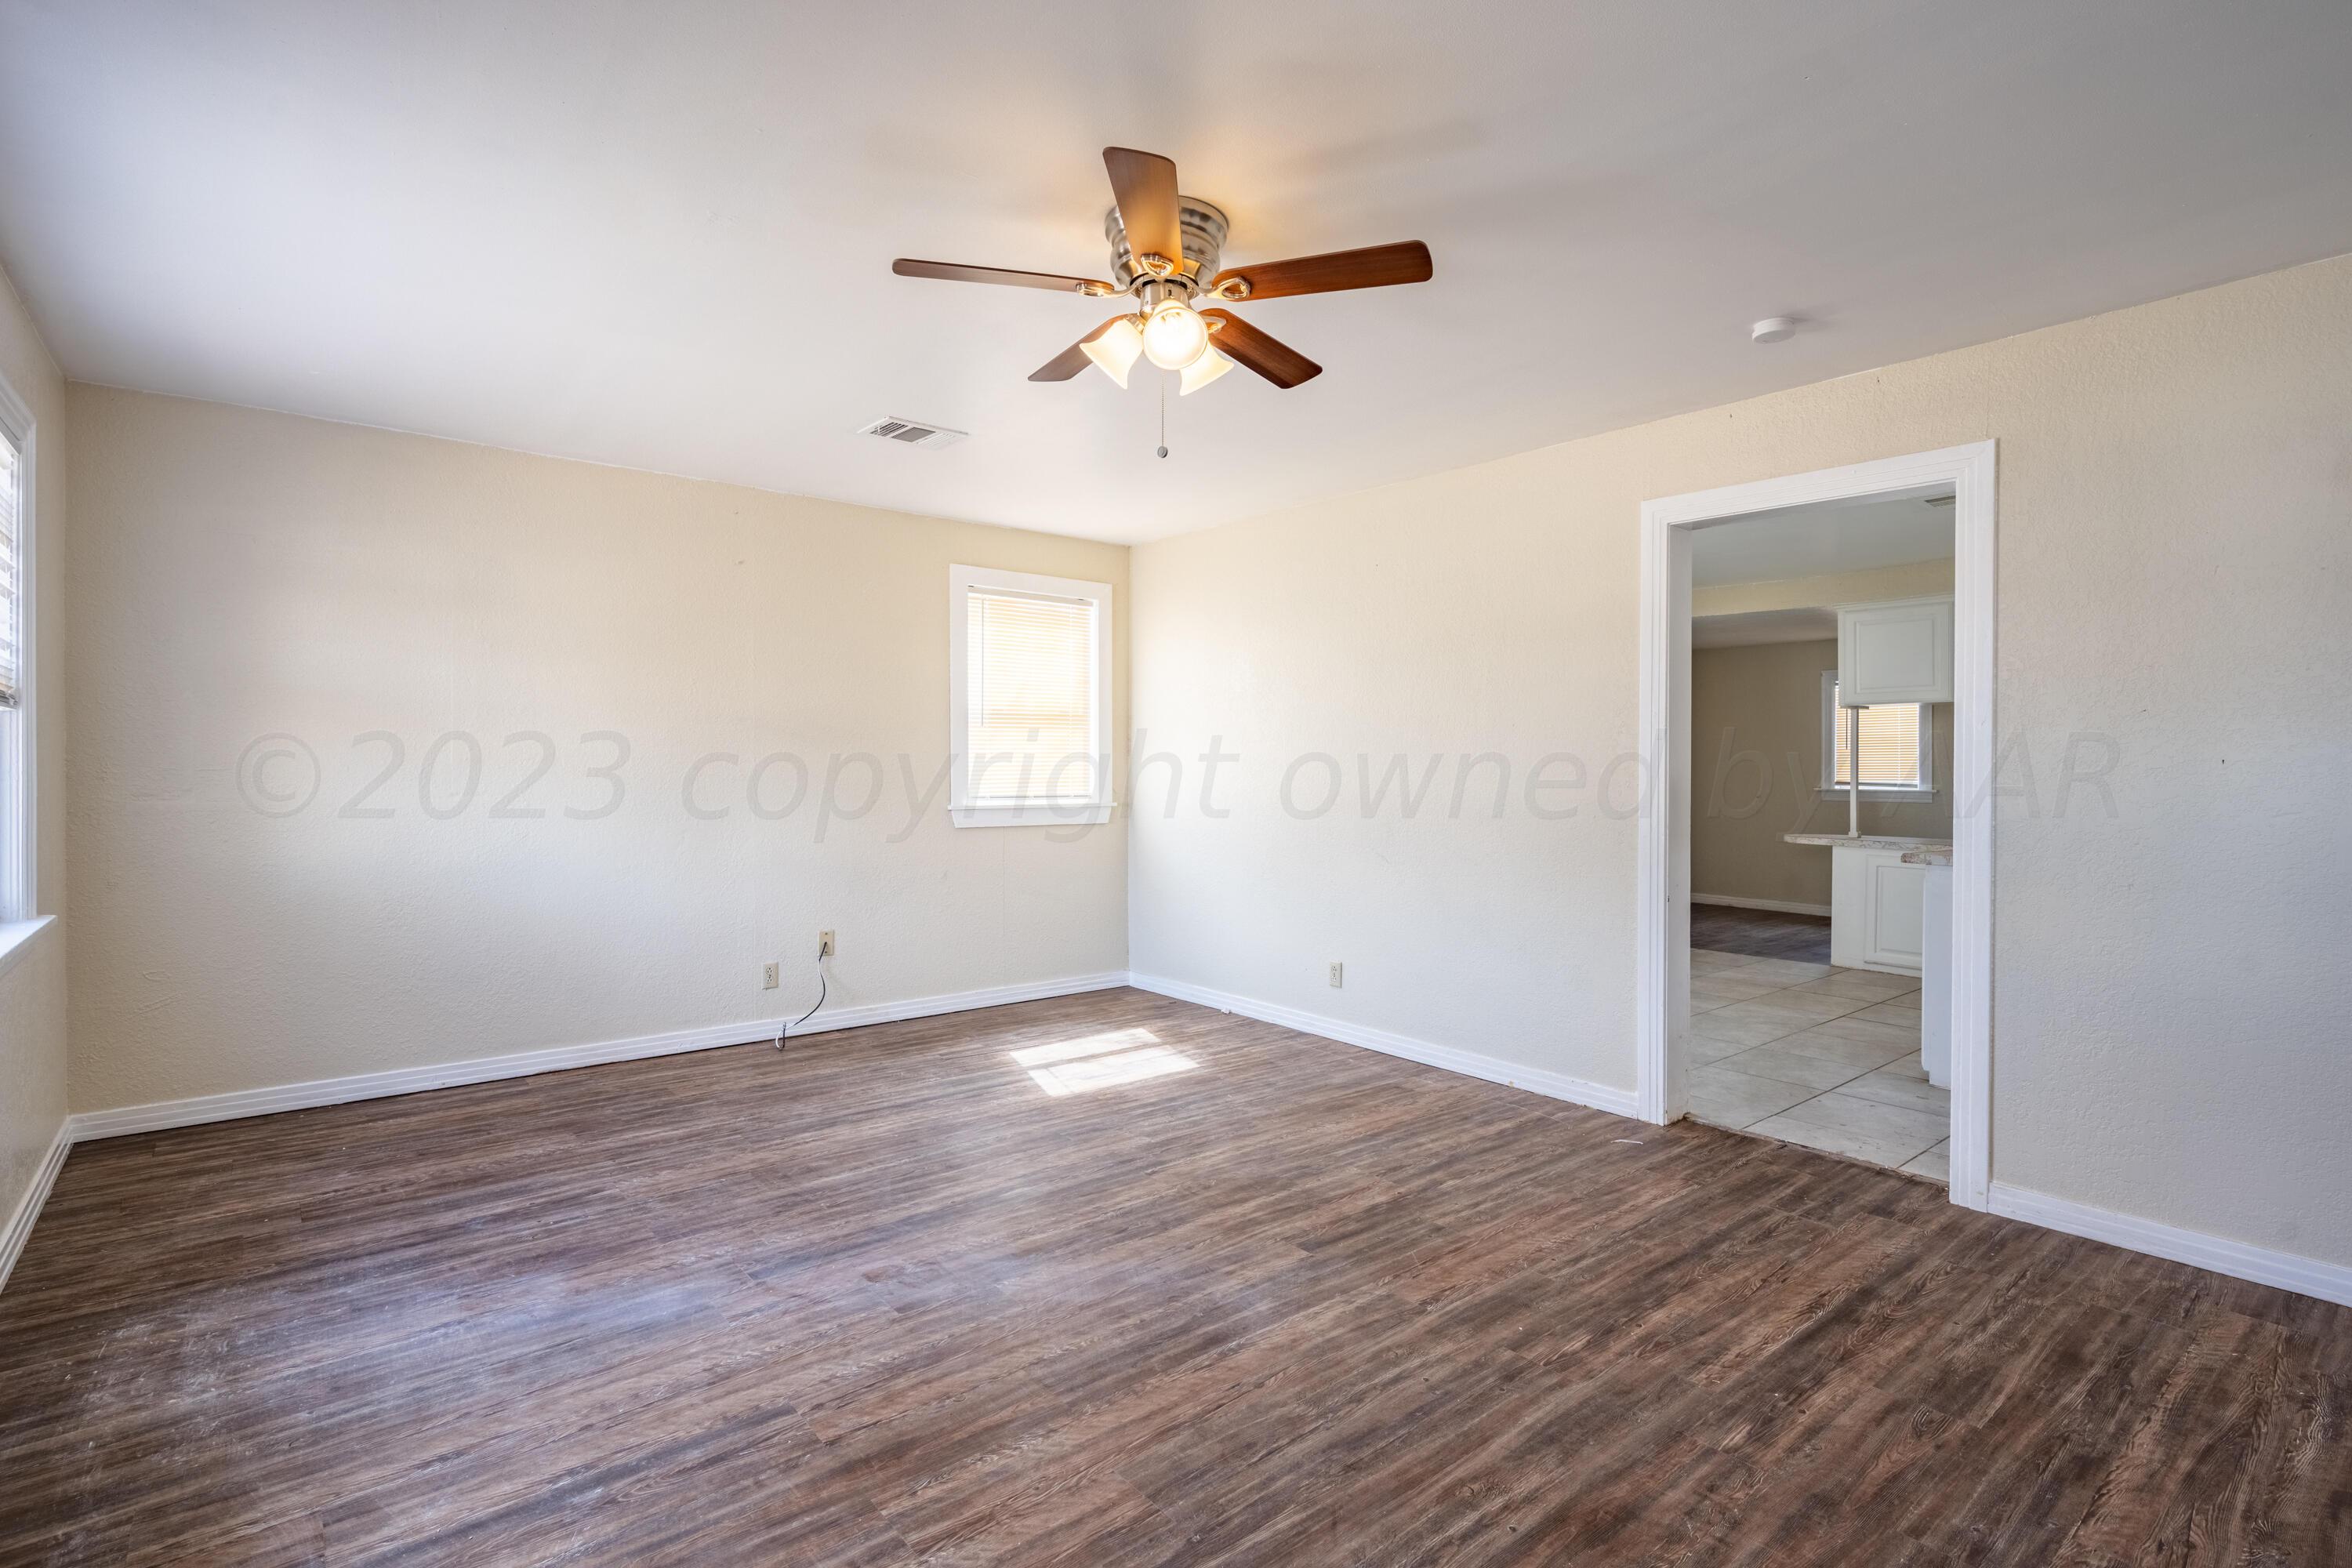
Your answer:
1688;948;1950;1178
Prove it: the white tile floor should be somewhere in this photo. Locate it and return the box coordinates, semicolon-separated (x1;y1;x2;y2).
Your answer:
1688;947;1949;1179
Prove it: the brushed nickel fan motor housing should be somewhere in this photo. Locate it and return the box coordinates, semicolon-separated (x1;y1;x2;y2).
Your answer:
1105;196;1229;292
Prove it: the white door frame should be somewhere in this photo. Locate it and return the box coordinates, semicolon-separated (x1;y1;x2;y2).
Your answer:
1635;441;1996;1209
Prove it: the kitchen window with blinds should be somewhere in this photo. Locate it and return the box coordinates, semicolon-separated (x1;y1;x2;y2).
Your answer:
1820;673;1932;794
947;565;1112;827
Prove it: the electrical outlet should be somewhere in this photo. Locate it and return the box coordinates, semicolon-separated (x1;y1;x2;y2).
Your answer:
818;930;836;959
761;961;779;989
1329;961;1344;989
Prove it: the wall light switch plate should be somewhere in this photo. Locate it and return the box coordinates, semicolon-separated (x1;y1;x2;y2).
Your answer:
1329;961;1344;988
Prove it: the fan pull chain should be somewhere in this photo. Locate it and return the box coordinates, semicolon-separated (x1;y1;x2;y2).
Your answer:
1157;376;1169;459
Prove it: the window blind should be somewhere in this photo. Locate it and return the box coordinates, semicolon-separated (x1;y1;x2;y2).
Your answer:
0;430;18;710
1831;682;1923;788
966;588;1097;800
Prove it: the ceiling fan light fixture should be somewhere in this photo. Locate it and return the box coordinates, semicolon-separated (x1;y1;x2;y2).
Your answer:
894;147;1428;404
1141;299;1210;369
1178;347;1234;396
1081;315;1144;387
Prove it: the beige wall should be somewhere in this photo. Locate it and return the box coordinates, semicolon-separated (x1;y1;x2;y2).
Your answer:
0;258;67;1261
1691;637;1953;908
1131;253;2352;1268
65;387;1128;1112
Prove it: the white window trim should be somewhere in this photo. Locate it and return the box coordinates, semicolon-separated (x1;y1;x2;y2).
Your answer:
0;367;34;920
1818;670;1934;801
946;564;1114;829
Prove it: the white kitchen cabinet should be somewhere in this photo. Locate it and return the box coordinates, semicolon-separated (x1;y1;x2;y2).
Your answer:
1830;843;1929;975
1838;595;1954;705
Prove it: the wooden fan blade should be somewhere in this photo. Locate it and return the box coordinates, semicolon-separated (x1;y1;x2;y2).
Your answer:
1200;310;1322;388
1102;147;1181;270
893;258;1112;296
1029;315;1135;382
1210;241;1432;302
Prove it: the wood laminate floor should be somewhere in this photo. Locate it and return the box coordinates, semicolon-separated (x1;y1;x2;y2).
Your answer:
1691;902;1835;964
2;989;2345;1566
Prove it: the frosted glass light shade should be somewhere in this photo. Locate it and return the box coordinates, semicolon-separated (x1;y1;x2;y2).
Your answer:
1082;318;1143;387
1141;300;1209;369
1178;347;1234;396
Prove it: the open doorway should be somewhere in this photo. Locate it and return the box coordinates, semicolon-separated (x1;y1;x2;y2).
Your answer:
1635;444;1994;1208
1684;492;1953;1177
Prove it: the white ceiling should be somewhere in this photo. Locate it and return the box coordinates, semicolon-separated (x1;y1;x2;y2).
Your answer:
1691;494;1953;587
2;2;2350;544
1693;608;1841;649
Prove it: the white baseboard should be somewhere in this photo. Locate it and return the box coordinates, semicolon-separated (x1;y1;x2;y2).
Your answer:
66;971;1132;1143
1127;971;1641;1120
0;1117;72;1294
1988;1181;2352;1308
1692;894;1833;916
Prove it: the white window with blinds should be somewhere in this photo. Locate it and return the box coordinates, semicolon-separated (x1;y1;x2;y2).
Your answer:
948;565;1112;827
1820;673;1932;797
0;423;19;711
0;395;29;918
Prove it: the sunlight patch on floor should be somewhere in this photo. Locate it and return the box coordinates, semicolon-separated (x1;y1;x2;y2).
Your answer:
1011;1028;1200;1096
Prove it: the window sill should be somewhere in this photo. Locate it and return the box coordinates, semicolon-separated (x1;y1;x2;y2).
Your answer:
1817;788;1940;803
0;913;56;987
949;802;1114;829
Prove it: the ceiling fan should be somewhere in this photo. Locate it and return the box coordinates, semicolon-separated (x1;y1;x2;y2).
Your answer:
892;147;1432;396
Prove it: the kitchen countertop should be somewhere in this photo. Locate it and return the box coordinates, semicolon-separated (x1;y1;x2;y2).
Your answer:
1781;833;1954;855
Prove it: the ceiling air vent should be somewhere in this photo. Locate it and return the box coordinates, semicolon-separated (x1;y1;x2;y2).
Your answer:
857;416;967;450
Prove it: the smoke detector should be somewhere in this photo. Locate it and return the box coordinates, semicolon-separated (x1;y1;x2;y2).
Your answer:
1751;316;1798;344
857;416;968;449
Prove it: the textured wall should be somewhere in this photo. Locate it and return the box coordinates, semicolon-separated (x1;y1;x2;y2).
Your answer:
0;256;66;1258
1132;253;2352;1267
1691;638;1954;907
66;388;1128;1112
